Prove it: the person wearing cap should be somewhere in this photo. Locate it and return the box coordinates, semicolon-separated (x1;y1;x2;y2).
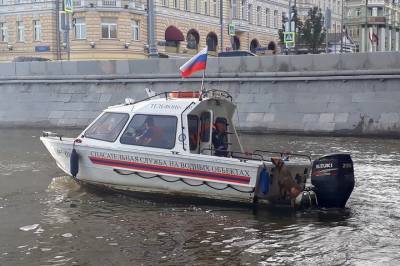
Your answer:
212;118;228;157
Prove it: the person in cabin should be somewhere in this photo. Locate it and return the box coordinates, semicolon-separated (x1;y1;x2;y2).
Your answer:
135;117;162;146
212;118;228;157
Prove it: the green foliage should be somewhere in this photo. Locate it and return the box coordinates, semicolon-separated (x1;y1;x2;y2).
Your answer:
279;6;304;46
302;7;326;54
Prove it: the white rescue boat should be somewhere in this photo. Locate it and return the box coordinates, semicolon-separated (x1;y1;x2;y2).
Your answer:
41;90;355;209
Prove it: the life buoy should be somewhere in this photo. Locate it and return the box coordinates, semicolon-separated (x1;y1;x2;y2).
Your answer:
168;91;200;98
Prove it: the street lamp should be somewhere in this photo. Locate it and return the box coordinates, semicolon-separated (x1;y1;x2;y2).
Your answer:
340;0;344;52
147;0;159;57
364;0;368;52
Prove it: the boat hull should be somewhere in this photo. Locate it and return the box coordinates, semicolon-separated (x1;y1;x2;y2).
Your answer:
40;136;261;204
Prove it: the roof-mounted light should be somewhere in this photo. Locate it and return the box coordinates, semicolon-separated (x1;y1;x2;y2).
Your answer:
125;98;135;105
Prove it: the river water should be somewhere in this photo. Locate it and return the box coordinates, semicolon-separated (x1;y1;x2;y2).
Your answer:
0;129;399;265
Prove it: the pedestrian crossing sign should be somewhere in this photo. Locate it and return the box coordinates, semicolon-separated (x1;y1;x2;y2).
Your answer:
64;0;73;13
284;32;295;45
228;23;235;36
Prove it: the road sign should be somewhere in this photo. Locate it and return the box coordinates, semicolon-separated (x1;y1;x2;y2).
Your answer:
228;23;235;36
64;0;73;13
284;32;295;45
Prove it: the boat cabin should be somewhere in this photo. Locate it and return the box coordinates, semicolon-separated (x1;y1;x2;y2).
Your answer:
80;90;243;157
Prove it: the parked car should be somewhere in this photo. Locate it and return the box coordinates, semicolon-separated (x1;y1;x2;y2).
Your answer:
218;51;256;57
12;56;50;62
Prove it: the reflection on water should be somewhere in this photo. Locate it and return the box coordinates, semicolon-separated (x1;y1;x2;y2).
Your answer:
0;129;399;265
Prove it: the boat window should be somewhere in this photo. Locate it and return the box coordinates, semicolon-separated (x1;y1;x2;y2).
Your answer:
200;112;211;142
120;114;177;149
84;112;129;142
188;115;199;151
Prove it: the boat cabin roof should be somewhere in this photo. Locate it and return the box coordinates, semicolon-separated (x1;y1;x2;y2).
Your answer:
106;97;201;116
104;91;236;117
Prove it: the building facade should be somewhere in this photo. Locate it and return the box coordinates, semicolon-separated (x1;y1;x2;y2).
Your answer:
296;0;343;32
0;0;148;61
154;0;286;56
0;0;285;61
345;0;400;52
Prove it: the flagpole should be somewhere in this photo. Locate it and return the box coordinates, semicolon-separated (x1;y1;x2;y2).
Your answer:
200;68;206;93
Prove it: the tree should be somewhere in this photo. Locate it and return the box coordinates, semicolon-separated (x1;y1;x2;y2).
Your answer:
302;7;325;54
279;6;303;47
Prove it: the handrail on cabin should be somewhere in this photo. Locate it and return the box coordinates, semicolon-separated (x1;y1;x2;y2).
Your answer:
124;89;233;106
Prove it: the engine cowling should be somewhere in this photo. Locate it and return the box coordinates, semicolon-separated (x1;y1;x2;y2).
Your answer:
311;153;355;208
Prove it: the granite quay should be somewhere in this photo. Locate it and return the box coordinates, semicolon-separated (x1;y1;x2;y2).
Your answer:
1;52;400;136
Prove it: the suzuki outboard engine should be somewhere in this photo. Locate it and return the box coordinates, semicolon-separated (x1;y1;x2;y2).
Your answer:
311;153;354;208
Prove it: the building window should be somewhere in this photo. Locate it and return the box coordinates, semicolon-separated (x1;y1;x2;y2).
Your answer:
256;6;261;25
162;0;168;6
120;115;178;149
204;0;209;15
17;21;24;42
232;0;237;19
273;10;278;28
74;17;86;39
195;0;200;13
212;0;217;16
187;30;199;49
206;32;218;51
248;4;252;23
247;4;253;24
132;20;140;40
173;0;178;8
85;112;130;142
0;23;7;42
184;0;190;11
101;18;117;39
241;0;246;19
282;12;287;30
265;8;270;27
33;20;41;41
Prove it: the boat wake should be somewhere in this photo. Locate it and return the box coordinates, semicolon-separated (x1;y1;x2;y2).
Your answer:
47;176;82;195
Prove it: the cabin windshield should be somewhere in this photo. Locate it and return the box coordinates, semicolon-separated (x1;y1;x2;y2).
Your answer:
84;112;129;142
120;114;177;149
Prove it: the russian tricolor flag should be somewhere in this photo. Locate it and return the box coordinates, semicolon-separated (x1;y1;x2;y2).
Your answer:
179;47;208;78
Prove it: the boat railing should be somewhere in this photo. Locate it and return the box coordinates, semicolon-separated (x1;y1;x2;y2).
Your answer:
200;148;312;162
121;89;233;107
253;149;312;162
200;148;262;161
42;131;63;141
200;89;233;102
123;92;170;106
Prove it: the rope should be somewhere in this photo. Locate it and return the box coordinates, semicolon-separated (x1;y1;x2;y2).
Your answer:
113;168;254;193
228;184;255;193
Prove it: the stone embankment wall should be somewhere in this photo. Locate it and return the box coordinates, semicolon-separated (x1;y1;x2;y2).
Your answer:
1;52;400;136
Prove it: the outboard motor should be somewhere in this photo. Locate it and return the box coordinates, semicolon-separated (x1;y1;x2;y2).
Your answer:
311;153;354;208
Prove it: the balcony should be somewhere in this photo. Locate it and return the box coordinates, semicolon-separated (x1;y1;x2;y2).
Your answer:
232;18;249;32
346;16;387;26
97;0;121;7
368;16;386;25
128;0;145;10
